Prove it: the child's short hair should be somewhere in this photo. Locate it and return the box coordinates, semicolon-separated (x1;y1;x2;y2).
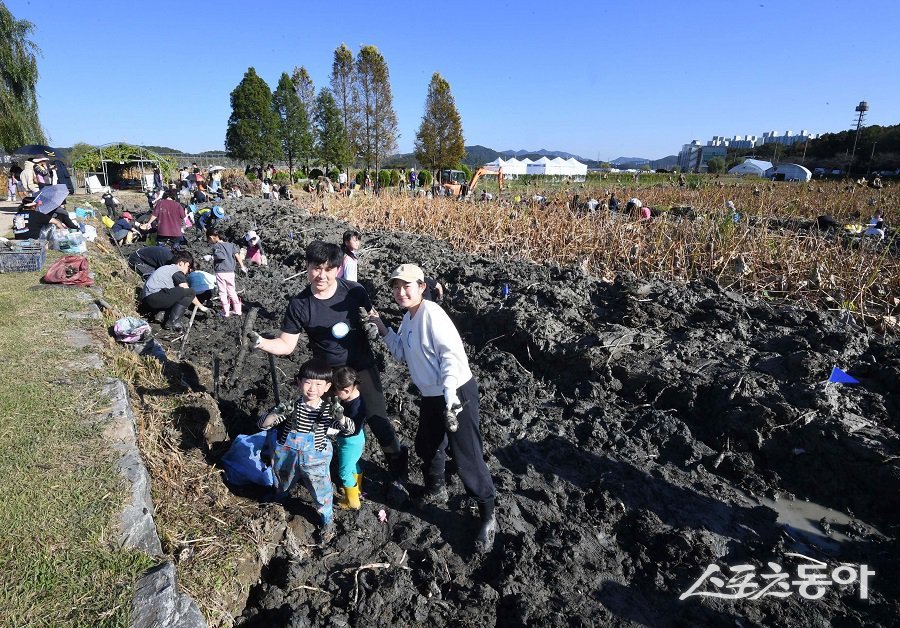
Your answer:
342;229;360;244
295;359;333;383
206;227;222;239
332;366;358;390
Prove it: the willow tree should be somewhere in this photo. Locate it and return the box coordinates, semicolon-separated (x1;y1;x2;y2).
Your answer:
354;45;398;185
0;3;46;152
415;72;465;178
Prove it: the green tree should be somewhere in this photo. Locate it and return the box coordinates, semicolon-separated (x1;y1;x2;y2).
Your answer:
414;72;465;179
225;67;280;168
0;4;46;152
313;88;352;174
291;66;316;121
330;44;357;174
706;157;726;174
272;72;311;180
67;142;95;168
354;45;398;185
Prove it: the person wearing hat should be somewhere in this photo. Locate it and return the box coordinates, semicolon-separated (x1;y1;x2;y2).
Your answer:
248;240;410;495
142;189;186;246
12;196;67;240
18;158;41;195
244;230;266;266
366;263;498;553
111;211;141;244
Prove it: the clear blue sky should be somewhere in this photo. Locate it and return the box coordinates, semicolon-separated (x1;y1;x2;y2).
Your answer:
8;0;899;161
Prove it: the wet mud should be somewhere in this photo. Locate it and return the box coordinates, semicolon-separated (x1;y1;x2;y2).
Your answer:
130;198;898;626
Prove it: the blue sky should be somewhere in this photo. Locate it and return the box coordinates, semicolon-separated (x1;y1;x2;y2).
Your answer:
9;0;899;161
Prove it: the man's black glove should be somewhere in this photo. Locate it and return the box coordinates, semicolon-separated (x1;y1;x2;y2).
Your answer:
358;307;381;341
247;330;262;349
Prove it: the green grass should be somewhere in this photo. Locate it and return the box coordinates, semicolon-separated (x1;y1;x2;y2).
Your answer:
0;270;153;627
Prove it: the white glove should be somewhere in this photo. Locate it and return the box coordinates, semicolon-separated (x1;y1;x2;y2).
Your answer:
198;305;210;313
443;388;462;415
203;254;213;262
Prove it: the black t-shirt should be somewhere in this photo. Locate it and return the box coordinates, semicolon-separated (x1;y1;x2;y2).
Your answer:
281;279;374;370
129;245;174;269
12;209;51;239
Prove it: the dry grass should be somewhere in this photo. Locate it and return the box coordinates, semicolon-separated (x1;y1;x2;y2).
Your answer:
86;241;269;627
311;179;899;328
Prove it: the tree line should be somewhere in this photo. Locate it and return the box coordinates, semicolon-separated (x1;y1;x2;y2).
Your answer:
225;44;466;183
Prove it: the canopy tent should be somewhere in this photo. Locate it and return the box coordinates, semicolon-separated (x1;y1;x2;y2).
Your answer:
526;156;587;177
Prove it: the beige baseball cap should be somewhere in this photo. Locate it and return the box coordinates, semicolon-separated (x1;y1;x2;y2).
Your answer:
388;263;424;285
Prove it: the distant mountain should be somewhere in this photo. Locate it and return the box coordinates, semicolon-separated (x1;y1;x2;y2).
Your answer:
501;148;589;161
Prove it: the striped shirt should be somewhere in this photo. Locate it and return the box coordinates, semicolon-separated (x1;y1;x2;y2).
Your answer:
260;399;331;451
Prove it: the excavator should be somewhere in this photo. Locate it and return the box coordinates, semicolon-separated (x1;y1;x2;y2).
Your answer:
440;166;504;198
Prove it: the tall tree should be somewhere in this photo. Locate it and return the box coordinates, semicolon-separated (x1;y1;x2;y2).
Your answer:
414;72;465;176
314;88;352;175
289;66;315;174
0;3;46;152
354;45;398;184
272;72;312;180
330;44;357;174
225;67;280;168
291;66;316;120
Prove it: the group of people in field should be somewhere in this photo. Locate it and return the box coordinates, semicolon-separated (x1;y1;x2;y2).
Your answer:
125;225;497;553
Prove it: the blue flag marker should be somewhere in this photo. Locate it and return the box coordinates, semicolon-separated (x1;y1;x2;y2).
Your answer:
828;367;860;385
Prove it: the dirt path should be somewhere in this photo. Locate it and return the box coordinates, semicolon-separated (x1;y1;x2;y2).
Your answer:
122;196;898;626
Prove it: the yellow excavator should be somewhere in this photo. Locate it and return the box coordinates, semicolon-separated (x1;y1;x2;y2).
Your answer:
440;166;504;198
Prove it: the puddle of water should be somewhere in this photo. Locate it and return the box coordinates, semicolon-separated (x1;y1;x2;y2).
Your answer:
735;489;888;556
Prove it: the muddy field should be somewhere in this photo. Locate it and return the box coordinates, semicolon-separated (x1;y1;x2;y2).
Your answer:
126;197;898;626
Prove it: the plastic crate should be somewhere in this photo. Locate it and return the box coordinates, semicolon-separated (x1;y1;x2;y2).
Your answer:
0;240;48;273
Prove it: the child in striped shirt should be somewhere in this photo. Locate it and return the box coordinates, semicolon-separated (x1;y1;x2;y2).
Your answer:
259;359;337;543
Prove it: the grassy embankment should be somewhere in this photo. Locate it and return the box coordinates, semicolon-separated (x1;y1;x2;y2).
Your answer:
80;210;264;627
0;263;153;626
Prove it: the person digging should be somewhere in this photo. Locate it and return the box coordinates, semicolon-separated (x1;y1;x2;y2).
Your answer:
141;251;209;331
248;241;410;502
365;263;499;554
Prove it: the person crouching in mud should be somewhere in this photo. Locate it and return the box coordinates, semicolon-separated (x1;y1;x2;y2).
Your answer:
248;241;409;498
364;263;498;553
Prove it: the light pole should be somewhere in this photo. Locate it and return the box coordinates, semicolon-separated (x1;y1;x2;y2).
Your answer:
868;142;877;175
847;100;868;177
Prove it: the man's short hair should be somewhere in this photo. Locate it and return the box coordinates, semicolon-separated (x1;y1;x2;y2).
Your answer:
173;252;194;268
305;240;342;269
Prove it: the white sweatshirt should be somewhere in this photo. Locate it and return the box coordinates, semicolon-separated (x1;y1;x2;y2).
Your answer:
384;300;473;397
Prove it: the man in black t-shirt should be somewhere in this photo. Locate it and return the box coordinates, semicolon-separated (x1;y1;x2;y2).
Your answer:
128;245;175;279
252;241;408;484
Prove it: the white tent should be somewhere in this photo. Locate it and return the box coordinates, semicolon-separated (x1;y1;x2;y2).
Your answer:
728;158;772;177
768;163;812;182
565;157;588;176
485;157;528;176
526;156;553;175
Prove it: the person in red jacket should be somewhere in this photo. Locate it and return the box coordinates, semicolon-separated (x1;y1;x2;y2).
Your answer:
142;189;186;246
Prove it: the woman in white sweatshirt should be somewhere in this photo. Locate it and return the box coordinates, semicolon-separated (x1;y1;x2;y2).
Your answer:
369;263;498;553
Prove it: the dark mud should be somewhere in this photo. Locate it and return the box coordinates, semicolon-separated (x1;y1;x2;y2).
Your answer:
133;198;899;626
